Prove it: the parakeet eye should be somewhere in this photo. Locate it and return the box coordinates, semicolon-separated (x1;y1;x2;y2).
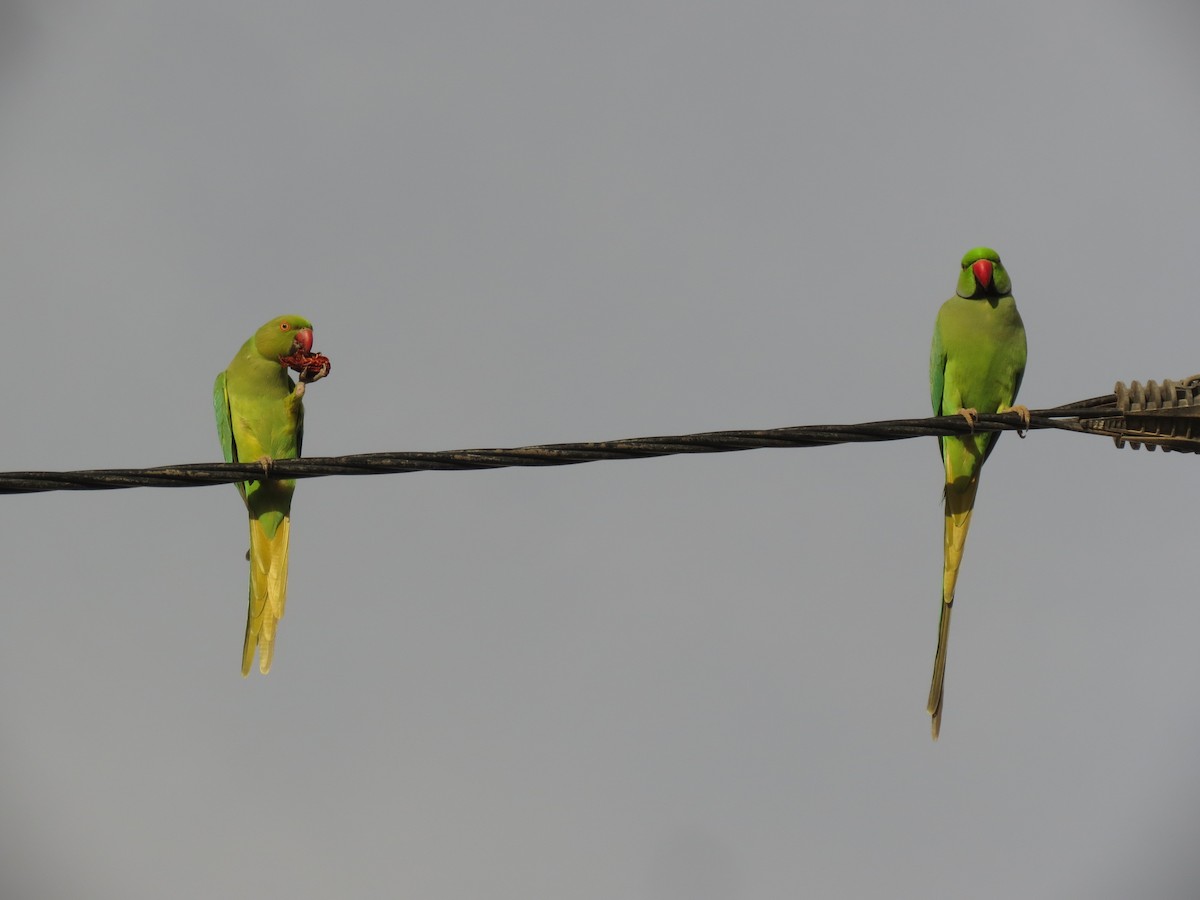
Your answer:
280;323;290;331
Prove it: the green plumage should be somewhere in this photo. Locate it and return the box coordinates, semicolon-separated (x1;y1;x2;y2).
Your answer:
927;247;1027;739
214;315;315;675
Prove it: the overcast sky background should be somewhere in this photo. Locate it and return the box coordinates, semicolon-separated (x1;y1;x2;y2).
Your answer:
2;2;1200;898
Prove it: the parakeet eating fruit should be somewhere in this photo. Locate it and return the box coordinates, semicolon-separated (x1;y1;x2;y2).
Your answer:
213;315;330;675
927;247;1027;739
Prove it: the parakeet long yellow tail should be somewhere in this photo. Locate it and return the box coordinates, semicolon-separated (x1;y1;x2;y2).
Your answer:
243;514;291;676
928;477;979;740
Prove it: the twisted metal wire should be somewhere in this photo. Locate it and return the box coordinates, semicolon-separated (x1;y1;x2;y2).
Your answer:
0;395;1118;495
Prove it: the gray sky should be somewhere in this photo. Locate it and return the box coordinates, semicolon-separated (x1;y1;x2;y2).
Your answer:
2;2;1200;898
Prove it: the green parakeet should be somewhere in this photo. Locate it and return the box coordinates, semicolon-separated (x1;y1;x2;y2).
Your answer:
214;315;329;675
927;247;1027;739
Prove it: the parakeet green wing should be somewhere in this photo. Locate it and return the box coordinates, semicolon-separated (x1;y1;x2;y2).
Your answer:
213;371;245;503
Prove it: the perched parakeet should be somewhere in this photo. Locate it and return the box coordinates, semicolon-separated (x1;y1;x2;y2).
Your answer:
214;315;330;675
927;247;1027;739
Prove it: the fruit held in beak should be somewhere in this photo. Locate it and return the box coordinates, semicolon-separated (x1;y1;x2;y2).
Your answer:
279;329;331;383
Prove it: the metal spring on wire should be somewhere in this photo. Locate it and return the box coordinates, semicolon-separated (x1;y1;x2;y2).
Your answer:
1087;375;1200;452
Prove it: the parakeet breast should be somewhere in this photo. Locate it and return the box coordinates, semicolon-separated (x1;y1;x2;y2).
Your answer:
935;294;1026;414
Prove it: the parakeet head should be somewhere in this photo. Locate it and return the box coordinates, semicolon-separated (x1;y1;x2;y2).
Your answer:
956;247;1011;299
253;315;315;363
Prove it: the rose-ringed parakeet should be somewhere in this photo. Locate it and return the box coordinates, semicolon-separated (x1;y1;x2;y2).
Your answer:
927;247;1027;739
213;316;330;675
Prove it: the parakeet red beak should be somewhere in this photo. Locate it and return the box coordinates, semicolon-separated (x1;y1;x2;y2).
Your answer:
292;328;314;354
971;259;993;289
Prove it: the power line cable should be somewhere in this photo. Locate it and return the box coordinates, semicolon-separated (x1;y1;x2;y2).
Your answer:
0;395;1119;496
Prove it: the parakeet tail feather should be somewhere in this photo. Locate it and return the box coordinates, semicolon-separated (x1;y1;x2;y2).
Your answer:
928;602;952;739
242;515;291;676
928;477;979;740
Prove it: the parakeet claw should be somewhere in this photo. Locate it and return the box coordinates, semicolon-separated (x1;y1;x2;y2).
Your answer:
1002;404;1031;438
257;456;274;479
298;360;330;384
957;407;980;430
